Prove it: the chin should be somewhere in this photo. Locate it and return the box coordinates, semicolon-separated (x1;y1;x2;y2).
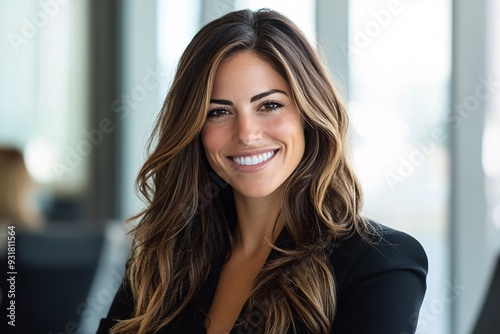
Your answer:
232;183;282;200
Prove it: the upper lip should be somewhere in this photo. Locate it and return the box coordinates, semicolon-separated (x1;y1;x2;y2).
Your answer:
228;148;279;158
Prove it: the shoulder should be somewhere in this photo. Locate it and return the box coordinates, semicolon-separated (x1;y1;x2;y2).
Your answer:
329;220;428;299
327;220;428;332
96;277;134;333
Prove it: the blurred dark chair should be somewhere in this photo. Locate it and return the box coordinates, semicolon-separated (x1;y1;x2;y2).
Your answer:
472;254;500;334
1;223;104;333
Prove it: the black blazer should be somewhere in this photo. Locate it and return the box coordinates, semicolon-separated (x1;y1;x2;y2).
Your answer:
97;222;428;333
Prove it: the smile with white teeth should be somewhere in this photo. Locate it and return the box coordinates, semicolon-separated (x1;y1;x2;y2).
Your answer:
232;151;275;166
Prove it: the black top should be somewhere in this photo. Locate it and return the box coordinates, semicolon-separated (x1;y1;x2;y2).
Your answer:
97;222;428;333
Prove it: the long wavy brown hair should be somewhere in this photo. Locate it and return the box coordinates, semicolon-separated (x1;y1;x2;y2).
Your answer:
112;8;367;334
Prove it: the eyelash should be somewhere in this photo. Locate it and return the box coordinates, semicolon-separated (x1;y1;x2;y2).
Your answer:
206;100;284;119
258;100;284;112
207;107;230;119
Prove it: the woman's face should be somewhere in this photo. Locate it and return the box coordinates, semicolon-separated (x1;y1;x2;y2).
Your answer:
201;52;305;200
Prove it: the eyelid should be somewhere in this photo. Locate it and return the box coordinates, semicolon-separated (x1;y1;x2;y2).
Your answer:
258;99;284;110
207;106;230;118
208;106;229;112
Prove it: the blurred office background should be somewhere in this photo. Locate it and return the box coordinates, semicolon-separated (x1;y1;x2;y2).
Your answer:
0;0;498;333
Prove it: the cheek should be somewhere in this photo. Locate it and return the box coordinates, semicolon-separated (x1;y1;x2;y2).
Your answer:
201;126;224;166
281;116;306;163
200;126;216;154
201;126;234;184
272;114;305;143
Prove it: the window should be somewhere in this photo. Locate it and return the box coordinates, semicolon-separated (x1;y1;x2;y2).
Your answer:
348;1;452;333
234;0;316;43
483;0;500;247
0;0;90;204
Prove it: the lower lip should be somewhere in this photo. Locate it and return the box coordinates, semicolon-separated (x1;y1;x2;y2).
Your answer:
229;150;278;173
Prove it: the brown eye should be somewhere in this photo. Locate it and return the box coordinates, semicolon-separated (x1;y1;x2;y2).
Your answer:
259;101;283;112
207;108;230;119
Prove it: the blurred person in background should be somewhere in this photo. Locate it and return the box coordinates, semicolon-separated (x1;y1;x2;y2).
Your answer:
0;147;42;239
0;147;43;320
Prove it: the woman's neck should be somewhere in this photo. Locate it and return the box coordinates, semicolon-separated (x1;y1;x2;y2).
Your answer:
232;189;285;256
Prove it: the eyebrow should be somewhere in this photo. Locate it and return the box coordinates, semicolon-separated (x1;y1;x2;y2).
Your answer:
209;89;287;105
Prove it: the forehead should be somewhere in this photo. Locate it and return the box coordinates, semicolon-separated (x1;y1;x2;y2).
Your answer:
211;52;290;98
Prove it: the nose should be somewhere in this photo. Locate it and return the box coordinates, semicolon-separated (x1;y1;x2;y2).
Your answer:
233;112;261;145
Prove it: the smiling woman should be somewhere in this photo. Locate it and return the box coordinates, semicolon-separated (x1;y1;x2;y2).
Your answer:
202;52;305;200
97;8;428;334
